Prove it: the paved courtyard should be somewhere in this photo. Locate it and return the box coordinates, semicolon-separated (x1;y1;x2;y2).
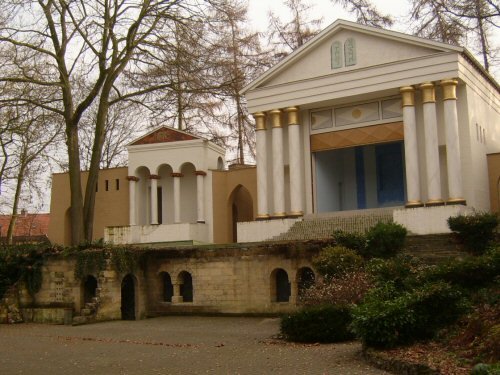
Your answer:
0;316;389;374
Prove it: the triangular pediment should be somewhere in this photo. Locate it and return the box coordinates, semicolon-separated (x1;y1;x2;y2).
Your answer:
242;19;463;93
130;126;200;146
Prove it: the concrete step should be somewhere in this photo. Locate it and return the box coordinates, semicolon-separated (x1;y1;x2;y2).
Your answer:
272;209;395;241
80;308;93;316
72;315;96;326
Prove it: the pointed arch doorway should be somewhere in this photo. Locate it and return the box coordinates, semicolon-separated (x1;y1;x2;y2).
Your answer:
228;185;253;242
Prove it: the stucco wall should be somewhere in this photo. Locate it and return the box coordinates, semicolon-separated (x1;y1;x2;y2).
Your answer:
487;153;500;212
212;166;257;244
48;167;130;246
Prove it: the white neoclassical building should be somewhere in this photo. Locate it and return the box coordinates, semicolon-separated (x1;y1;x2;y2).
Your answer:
238;19;500;240
105;127;226;244
49;20;500;247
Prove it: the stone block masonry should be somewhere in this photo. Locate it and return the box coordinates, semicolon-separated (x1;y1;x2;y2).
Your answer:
1;236;467;324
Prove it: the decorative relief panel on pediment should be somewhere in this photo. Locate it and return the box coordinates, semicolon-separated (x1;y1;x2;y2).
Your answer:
131;127;198;146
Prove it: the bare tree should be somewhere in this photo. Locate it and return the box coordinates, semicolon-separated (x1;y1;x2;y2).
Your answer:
210;0;268;164
409;0;499;72
268;0;323;61
0;0;215;244
0;103;62;244
334;0;393;28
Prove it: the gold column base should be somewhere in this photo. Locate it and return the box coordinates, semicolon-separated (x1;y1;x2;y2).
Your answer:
405;201;424;208
272;212;287;219
287;211;303;218
256;214;270;221
446;198;466;205
425;199;445;207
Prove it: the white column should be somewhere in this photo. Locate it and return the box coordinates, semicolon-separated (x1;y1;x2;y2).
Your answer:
150;175;159;225
195;171;206;223
253;112;270;220
400;87;422;208
127;176;138;225
441;79;466;205
285;106;303;216
420;82;443;206
172;172;182;223
270;109;286;218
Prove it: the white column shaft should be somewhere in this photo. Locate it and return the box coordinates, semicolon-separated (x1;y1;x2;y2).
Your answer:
150;178;158;225
443;99;463;200
272;126;285;216
256;130;269;217
423;102;442;202
173;176;181;223
288;124;303;214
402;106;421;204
129;180;136;226
196;174;205;223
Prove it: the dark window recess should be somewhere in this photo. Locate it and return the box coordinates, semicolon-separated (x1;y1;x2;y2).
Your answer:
105;180;109;191
116;179;120;191
157;187;162;224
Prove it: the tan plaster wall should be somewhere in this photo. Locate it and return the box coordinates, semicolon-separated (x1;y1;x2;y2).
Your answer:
212;167;257;244
487;153;500;212
48;167;129;245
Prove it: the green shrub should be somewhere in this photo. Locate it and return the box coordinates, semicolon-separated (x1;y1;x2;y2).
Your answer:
352;281;467;348
280;305;354;343
366;255;425;290
471;363;495;375
447;212;499;255
332;230;367;253
312;246;364;280
425;249;500;289
364;222;407;258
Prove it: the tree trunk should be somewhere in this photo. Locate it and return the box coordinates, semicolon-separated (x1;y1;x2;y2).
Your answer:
67;123;85;245
6;162;26;245
83;94;110;243
475;0;489;71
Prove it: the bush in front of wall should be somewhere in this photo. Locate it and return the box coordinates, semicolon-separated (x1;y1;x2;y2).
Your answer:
366;254;426;290
280;305;355;343
364;222;407;259
424;247;499;289
447;212;499;255
312;245;364;280
351;281;467;348
332;230;367;253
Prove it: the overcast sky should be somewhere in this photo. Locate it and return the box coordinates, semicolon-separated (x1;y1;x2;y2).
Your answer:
246;0;499;78
248;0;414;34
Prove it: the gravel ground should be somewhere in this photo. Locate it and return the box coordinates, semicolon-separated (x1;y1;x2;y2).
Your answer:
0;316;390;375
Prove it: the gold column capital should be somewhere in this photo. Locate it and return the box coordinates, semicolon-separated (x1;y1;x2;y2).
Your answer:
253;112;266;131
269;109;282;128
400;86;415;107
419;82;436;104
440;79;458;101
284;106;300;126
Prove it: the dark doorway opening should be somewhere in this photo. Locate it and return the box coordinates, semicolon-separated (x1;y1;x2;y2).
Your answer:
121;274;136;320
179;271;193;302
161;272;173;302
83;275;98;305
274;269;291;302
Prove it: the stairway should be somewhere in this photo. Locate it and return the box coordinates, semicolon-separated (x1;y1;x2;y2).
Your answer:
272;208;396;241
72;295;100;325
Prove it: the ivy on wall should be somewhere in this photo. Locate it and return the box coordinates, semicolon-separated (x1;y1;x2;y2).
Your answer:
0;244;56;299
70;246;143;280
